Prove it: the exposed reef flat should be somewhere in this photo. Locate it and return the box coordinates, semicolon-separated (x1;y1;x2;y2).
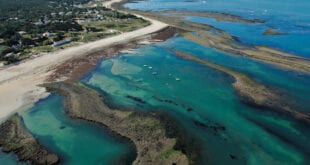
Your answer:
44;82;189;165
263;27;287;35
112;2;310;74
164;11;265;24
0;114;59;165
182;31;310;73
112;0;264;24
174;51;310;125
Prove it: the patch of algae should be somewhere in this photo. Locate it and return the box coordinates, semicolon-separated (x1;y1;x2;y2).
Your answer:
43;82;189;165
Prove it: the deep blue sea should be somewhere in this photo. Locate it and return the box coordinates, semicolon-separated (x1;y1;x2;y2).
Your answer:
126;0;310;57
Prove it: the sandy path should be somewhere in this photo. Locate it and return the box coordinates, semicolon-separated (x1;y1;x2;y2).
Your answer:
0;0;167;122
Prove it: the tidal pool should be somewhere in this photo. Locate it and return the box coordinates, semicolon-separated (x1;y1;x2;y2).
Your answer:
19;94;136;165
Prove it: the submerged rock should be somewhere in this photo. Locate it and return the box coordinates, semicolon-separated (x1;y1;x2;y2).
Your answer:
59;125;66;129
126;95;146;104
263;27;287;35
229;154;238;160
44;82;189;165
175;51;310;125
0;114;59;165
186;107;194;112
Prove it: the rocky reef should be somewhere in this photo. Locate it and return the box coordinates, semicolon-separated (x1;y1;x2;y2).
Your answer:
263;27;287;35
182;31;310;73
116;4;310;74
44;82;189;165
0;114;59;165
174;51;310;125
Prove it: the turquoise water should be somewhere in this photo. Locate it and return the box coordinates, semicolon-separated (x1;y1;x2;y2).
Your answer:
0;151;27;165
18;94;135;165
164;37;310;112
125;0;310;57
1;0;310;164
81;37;310;164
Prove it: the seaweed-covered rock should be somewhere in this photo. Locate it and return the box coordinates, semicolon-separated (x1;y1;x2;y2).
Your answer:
0;114;59;165
44;82;189;165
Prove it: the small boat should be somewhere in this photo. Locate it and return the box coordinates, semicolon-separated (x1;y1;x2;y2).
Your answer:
175;78;181;81
152;72;158;75
148;66;153;69
143;64;148;67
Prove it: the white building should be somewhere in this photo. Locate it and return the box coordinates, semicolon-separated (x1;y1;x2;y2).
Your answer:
18;31;27;35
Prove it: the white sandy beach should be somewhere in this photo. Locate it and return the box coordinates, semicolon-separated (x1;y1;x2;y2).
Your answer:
0;0;167;122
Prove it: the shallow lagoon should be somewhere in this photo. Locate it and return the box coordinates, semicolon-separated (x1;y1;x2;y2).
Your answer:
19;94;136;165
81;37;310;164
1;0;310;164
164;37;310;112
3;36;309;164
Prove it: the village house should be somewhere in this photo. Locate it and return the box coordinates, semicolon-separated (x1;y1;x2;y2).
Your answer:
43;32;55;37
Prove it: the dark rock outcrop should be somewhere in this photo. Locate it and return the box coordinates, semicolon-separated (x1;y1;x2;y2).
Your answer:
0;114;59;165
44;82;189;165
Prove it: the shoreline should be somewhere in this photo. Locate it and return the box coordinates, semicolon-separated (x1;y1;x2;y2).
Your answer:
0;0;168;123
48;26;180;82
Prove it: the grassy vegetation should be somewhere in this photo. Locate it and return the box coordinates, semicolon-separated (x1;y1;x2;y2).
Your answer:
0;45;9;55
82;18;150;32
